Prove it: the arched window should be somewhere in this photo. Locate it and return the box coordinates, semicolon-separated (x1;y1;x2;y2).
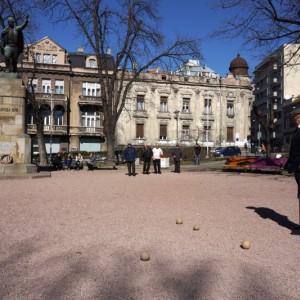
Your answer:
53;106;65;125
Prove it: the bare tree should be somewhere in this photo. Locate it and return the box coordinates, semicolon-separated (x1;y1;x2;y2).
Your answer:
36;0;201;163
210;0;300;60
21;48;49;166
0;0;38;36
210;0;300;156
190;126;205;144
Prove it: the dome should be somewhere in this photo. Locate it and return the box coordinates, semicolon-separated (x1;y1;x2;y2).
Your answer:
229;54;249;77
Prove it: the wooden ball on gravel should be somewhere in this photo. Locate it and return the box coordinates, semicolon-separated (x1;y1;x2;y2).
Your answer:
193;224;200;231
241;240;250;249
140;251;150;261
176;218;183;224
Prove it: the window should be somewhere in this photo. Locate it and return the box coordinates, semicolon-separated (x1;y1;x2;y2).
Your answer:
28;78;37;93
81;111;100;127
82;82;101;96
204;98;212;114
43;54;51;64
160;124;167;140
182;125;190;140
89;59;96;68
36;53;41;63
182;98;190;113
136;95;145;111
55;80;64;94
26;105;35;125
42;79;51;94
203;125;211;142
52;55;57;64
41;105;51;125
227;102;234;117
227;127;234;142
136;124;144;138
160;96;168;112
53;107;64;126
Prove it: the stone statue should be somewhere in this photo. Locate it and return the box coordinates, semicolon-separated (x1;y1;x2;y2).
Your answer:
0;16;29;73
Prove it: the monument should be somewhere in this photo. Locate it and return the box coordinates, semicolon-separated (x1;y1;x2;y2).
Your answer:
0;16;48;177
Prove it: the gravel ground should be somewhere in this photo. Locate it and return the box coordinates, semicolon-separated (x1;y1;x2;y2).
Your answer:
0;165;299;300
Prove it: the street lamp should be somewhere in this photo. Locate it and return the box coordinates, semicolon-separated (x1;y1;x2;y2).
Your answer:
174;110;180;142
206;105;209;158
50;90;53;162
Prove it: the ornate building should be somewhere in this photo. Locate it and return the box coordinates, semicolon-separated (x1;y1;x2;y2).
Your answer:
118;56;253;149
1;37;253;154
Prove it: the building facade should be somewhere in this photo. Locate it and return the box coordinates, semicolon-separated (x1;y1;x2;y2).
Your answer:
1;37;253;154
252;44;300;150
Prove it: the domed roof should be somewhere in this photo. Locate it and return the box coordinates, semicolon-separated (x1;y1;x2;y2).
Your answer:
229;54;249;77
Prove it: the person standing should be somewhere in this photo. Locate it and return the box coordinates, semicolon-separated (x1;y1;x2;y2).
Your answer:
141;143;153;174
285;108;300;235
123;143;137;176
194;143;202;165
152;143;163;174
172;144;183;173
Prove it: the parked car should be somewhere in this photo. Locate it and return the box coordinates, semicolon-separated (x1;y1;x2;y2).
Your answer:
211;146;241;157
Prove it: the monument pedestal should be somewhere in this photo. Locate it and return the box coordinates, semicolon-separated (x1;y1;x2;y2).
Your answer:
0;76;49;178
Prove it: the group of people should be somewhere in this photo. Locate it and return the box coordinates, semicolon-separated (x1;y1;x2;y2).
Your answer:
52;153;83;170
123;143;166;176
123;142;202;176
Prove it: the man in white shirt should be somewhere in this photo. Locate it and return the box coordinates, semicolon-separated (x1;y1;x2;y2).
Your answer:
152;143;163;174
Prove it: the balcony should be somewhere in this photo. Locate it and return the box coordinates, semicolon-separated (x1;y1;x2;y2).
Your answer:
180;112;193;120
157;111;172;119
27;124;68;135
201;113;215;122
133;110;148;118
78;126;104;136
78;95;102;106
35;93;68;107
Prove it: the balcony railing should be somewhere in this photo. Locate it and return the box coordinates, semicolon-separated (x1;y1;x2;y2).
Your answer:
26;124;68;135
78;126;104;135
78;95;102;105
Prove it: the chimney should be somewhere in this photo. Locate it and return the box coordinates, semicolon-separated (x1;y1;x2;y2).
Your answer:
106;47;111;55
77;47;84;53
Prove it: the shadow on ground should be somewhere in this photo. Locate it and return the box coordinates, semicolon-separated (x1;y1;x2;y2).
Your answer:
246;206;297;230
0;235;283;299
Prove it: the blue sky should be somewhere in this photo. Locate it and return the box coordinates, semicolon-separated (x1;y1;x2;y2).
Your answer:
35;0;260;78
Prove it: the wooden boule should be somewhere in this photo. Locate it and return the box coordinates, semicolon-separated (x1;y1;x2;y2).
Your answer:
140;251;150;261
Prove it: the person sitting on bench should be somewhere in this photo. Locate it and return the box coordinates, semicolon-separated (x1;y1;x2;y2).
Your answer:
87;152;96;170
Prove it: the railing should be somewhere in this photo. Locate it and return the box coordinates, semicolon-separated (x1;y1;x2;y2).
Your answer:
78;95;102;104
78;126;104;135
26;124;68;134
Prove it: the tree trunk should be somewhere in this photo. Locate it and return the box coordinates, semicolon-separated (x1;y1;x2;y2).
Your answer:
35;121;48;166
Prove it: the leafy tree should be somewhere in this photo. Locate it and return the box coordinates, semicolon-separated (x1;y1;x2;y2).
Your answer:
37;0;201;164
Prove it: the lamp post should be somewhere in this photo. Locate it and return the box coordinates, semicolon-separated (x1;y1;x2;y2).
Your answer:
206;105;209;158
174;110;180;142
50;90;53;162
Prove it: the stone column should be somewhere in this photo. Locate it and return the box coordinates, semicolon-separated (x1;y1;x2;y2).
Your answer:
0;76;34;174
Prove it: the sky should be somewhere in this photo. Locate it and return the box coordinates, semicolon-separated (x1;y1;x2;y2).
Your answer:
35;0;260;78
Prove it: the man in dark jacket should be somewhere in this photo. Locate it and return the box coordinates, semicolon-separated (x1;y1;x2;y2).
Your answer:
123;143;137;176
172;144;183;173
286;107;300;235
141;143;153;174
